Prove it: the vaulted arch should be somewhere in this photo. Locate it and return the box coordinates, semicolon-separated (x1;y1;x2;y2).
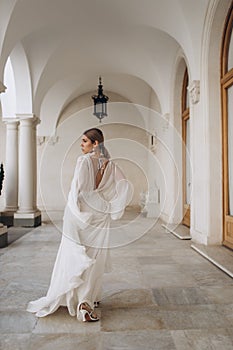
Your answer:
1;43;32;117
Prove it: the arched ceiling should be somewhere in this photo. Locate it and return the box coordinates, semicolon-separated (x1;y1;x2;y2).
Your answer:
0;0;210;122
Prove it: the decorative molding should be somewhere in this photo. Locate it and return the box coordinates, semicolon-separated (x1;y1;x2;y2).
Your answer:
0;81;6;93
37;136;45;146
188;80;200;104
2;117;19;124
150;145;157;154
16;113;35;119
47;135;59;145
16;114;40;124
37;135;59;146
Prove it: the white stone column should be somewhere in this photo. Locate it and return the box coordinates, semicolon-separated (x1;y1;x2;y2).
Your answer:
0;119;19;226
0;82;8;245
4;120;19;212
14;115;41;227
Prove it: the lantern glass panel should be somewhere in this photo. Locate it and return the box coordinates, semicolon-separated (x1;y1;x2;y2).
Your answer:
96;103;102;114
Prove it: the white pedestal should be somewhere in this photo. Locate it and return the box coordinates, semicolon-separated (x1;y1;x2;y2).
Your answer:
143;186;160;218
14;210;41;227
146;202;160;218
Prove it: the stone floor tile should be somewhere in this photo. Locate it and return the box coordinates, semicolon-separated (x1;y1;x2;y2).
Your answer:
0;334;31;350
28;333;103;350
138;255;177;265
0;278;8;296
191;269;233;287
201;285;233;304
171;329;233;350
152;287;209;306
100;307;165;332
161;308;229;330
171;254;211;265
109;219;157;248
0;280;48;311
111;256;141;272
215;304;233;326
103;270;144;291
0;311;37;333
111;247;173;258
102;330;176;350
101;288;156;309
170;248;197;257
141;269;195;288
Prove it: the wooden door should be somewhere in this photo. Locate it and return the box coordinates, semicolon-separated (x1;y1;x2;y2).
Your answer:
182;69;191;227
222;3;233;249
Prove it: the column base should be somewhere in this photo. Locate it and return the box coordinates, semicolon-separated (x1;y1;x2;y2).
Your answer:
14;211;41;227
0;211;16;227
0;223;8;248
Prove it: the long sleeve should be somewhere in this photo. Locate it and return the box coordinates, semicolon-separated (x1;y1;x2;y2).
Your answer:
66;156;93;229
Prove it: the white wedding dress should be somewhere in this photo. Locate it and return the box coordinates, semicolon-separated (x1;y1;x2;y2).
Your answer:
27;153;131;317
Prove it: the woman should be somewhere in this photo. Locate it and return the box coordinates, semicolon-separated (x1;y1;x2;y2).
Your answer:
27;128;131;322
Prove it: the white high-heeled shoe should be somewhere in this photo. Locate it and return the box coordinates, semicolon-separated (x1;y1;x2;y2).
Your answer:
78;302;99;322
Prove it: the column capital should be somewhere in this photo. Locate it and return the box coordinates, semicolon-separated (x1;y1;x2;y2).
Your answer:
15;112;41;225
0;81;6;93
3;117;19;127
16;114;40;126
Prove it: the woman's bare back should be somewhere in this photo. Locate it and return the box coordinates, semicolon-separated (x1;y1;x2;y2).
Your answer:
90;155;109;189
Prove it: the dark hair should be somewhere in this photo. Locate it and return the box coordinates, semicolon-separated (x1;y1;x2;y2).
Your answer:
84;128;104;144
83;128;110;159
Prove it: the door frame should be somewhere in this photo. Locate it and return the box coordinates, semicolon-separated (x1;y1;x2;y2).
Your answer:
182;68;190;227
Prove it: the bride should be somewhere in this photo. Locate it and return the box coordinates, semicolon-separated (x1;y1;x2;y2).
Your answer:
27;128;132;322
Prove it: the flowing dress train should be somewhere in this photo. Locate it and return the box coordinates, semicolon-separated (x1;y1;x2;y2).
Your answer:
27;153;131;317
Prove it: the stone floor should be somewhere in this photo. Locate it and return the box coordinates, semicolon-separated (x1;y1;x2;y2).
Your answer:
1;213;233;350
161;223;191;240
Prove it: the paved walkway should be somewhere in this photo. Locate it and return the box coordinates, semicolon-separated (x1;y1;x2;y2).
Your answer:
1;213;233;350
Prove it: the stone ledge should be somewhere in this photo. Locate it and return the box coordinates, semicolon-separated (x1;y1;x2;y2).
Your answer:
162;223;191;240
0;211;14;227
191;243;233;279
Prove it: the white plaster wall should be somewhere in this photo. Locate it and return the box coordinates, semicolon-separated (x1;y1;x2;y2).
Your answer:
154;120;183;224
145;106;180;222
190;0;232;245
149;90;162;114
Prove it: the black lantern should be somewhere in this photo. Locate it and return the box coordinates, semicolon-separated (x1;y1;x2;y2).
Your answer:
92;77;109;122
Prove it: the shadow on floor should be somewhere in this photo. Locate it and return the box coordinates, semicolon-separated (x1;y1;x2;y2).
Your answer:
6;226;32;246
